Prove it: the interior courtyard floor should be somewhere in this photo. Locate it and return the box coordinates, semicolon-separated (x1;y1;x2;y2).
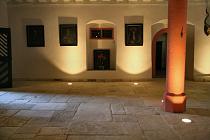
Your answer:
0;79;210;140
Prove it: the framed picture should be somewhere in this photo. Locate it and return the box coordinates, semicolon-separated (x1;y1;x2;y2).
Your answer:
94;49;110;70
59;24;77;46
125;24;143;46
26;25;45;47
90;28;113;39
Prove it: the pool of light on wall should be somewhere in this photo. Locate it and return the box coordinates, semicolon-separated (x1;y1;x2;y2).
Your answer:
40;47;86;75
118;48;150;74
58;48;86;75
195;44;210;75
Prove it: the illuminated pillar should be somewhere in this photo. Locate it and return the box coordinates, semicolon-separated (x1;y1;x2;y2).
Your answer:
164;0;188;112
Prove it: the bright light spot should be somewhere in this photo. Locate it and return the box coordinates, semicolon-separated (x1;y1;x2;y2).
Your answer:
118;49;150;74
182;118;192;123
67;82;72;86
161;100;164;103
133;82;139;85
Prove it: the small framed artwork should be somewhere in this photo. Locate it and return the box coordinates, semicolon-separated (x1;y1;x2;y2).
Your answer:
94;49;110;70
125;24;143;46
90;28;113;39
59;24;77;46
26;25;45;47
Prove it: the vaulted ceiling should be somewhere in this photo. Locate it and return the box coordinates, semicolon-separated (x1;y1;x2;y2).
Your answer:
4;0;205;5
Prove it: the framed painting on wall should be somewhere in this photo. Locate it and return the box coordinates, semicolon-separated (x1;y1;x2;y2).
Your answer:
26;25;45;47
94;49;110;70
90;28;113;39
59;24;77;46
125;24;143;46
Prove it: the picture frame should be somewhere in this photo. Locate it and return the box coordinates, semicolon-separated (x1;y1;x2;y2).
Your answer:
26;25;45;47
94;49;110;70
125;24;143;46
59;24;77;46
90;28;113;39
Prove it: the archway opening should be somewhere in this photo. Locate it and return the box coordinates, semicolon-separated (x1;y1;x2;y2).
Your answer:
152;23;195;80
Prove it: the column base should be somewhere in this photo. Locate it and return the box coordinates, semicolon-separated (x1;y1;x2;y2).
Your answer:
163;92;186;113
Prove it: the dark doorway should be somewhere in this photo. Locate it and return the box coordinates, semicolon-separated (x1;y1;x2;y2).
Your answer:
154;33;167;78
0;28;12;88
94;49;110;70
152;25;195;80
156;41;166;77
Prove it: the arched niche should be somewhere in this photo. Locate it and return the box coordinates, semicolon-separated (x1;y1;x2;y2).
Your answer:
151;19;195;80
86;20;116;71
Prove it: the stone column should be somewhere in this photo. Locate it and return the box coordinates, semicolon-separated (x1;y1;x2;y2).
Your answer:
164;0;188;112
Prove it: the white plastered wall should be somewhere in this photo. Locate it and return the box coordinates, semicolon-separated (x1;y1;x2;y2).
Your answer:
7;3;210;81
8;4;168;80
188;4;210;81
0;1;8;27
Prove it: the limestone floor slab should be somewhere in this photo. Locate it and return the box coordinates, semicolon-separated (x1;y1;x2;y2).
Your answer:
0;103;35;110
15;110;54;118
38;127;67;135
34;135;67;140
0;92;25;103
112;114;138;122
50;111;75;122
30;95;54;103
144;130;179;140
136;115;169;131
9;133;36;139
15;126;41;134
0;80;210;140
67;135;145;140
68;121;143;135
111;103;125;115
0;127;19;140
0;109;19;117
0;116;30;127
31;103;67;111
64;103;80;112
25;117;50;127
73;103;111;121
50;95;70;103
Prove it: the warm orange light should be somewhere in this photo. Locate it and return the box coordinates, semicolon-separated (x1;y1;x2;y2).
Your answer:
166;0;187;95
164;0;187;113
167;96;186;104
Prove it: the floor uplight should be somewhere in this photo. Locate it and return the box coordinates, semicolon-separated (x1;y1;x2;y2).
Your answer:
67;82;72;86
182;118;192;123
134;82;139;85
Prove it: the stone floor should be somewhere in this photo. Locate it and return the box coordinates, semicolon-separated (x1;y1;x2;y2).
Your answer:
0;79;210;140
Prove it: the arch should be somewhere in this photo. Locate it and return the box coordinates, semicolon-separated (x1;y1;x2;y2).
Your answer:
86;20;115;25
151;20;195;79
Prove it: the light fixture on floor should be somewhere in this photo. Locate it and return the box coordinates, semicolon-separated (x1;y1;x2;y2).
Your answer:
67;82;72;86
182;118;192;123
133;82;139;85
161;100;164;103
